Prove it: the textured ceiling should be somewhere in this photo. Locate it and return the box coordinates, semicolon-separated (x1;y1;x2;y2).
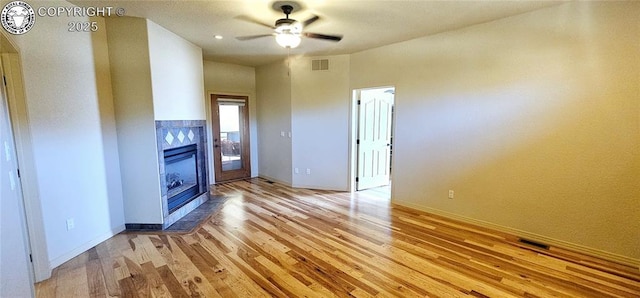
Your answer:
71;0;561;66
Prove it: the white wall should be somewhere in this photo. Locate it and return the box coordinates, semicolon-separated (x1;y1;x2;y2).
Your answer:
291;55;350;190
203;61;258;182
350;2;640;261
11;0;126;269
105;17;163;224
256;61;292;184
148;21;205;121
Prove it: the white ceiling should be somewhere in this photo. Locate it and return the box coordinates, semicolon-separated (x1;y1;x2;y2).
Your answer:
71;0;562;66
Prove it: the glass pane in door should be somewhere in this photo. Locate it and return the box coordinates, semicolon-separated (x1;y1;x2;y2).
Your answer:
218;103;243;171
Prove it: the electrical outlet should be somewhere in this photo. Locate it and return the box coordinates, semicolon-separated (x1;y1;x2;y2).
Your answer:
66;218;75;231
280;131;285;137
448;190;454;199
294;168;299;174
306;168;311;175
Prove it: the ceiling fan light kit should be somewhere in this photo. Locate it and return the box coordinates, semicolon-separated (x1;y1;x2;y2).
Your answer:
274;17;302;48
275;30;302;48
236;2;342;49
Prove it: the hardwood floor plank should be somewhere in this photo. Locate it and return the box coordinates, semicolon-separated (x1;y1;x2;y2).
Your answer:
139;262;172;298
95;245;121;297
566;265;640;293
55;265;90;297
122;255;150;297
287;248;376;296
37;178;640;297
34;269;57;298
156;265;190;298
197;229;279;297
226;248;289;297
112;256;131;281
162;236;221;297
86;259;107;298
254;254;326;298
172;236;235;297
117;277;140;298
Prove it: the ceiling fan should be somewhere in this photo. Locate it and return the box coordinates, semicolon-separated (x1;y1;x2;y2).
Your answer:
235;3;343;49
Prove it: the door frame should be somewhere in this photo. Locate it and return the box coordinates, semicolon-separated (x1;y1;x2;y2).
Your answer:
210;94;251;182
350;86;396;193
0;52;35;296
1;34;50;282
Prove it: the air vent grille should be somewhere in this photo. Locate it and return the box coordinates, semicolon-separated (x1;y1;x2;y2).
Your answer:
518;238;550;250
311;59;329;71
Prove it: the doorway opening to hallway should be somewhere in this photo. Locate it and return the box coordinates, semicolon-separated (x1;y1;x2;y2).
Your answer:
352;86;395;199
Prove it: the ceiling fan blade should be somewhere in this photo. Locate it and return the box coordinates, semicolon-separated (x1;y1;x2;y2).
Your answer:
236;34;274;41
302;15;320;27
235;15;275;29
303;32;343;42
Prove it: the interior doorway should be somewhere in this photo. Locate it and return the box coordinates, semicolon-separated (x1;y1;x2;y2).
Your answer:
353;87;395;195
211;94;251;182
0;53;35;295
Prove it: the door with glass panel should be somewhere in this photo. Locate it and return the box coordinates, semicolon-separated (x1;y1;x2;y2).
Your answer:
211;94;251;182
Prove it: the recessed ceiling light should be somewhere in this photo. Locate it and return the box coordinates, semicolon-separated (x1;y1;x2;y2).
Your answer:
214;35;223;40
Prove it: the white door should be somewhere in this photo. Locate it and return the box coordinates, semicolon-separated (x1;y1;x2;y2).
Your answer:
0;56;34;297
356;88;394;191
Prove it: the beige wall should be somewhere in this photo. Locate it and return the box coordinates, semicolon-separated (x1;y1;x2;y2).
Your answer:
106;17;162;224
107;17;207;224
148;21;206;121
350;2;639;261
9;0;126;271
291;55;351;190
203;61;258;182
204;61;256;93
256;61;292;184
254;56;351;190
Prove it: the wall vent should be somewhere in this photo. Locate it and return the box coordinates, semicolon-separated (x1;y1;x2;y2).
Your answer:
311;59;329;71
518;238;550;250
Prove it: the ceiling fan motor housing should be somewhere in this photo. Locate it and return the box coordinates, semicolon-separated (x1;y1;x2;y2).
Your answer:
275;18;295;28
275;13;301;36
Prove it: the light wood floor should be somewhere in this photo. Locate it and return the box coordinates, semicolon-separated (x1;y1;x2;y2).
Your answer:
36;178;640;297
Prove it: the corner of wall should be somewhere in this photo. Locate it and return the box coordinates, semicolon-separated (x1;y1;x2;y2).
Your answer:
106;16;163;224
256;60;293;185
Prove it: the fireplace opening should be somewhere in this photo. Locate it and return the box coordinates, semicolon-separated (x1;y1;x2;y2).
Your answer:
164;144;199;213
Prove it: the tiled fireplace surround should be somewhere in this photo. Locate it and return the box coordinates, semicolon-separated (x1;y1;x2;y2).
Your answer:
155;120;209;229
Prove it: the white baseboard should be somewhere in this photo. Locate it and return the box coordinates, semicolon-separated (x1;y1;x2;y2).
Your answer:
48;224;126;270
394;201;639;268
257;175;348;192
292;183;349;192
257;175;292;187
